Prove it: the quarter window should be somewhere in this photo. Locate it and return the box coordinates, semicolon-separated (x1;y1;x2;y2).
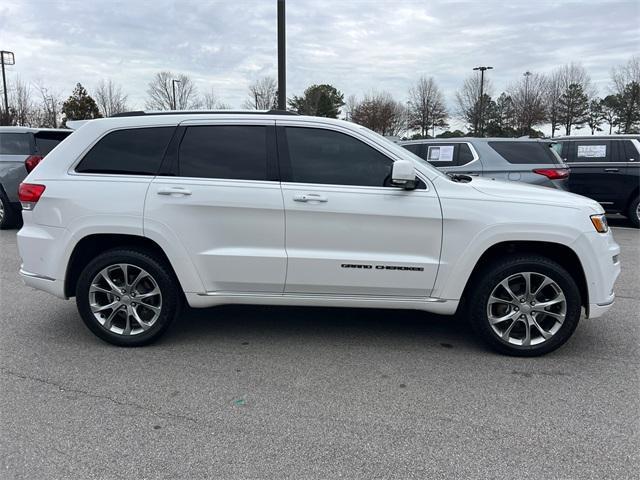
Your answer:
284;127;393;187
76;127;174;175
178;125;269;180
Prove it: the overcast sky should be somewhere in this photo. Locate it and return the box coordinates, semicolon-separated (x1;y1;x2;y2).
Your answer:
1;0;638;118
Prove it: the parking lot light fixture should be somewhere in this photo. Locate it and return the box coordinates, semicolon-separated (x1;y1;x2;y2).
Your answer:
473;66;493;136
1;50;15;121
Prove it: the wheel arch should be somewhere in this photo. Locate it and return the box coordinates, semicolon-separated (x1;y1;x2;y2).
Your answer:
64;233;185;298
460;241;589;313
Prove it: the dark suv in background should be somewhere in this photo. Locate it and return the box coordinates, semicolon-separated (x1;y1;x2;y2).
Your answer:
399;138;569;190
554;136;640;227
0;126;72;228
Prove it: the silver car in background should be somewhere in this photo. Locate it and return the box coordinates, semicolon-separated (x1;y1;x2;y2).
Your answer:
400;137;570;190
0;126;72;228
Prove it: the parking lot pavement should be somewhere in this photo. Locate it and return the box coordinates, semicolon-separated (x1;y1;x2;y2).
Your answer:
0;226;638;480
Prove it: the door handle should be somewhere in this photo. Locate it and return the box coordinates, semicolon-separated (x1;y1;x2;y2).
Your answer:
604;168;619;172
157;187;192;196
293;193;328;203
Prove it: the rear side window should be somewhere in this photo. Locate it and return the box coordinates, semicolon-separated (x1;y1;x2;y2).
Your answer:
34;131;72;156
178;125;268;180
408;143;474;167
76;127;174;175
570;140;610;162
284;127;392;187
0;133;31;155
489;141;560;165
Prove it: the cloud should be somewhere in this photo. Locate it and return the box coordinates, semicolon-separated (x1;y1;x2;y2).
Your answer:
0;0;638;114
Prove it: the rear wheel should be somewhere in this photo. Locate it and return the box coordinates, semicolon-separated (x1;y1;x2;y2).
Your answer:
627;195;639;228
0;189;17;229
75;249;181;346
469;255;582;356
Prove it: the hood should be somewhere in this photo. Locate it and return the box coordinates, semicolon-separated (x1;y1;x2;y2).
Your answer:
469;177;603;213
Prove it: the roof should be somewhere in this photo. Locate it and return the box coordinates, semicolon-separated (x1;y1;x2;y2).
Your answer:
0;126;71;134
400;137;553;145
552;134;640;140
110;109;298;117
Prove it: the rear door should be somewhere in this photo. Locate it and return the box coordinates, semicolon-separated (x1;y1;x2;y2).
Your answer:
564;140;622;206
277;122;442;297
144;120;287;294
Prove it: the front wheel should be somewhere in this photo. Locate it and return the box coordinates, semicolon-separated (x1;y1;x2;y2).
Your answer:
75;249;181;346
469;255;582;356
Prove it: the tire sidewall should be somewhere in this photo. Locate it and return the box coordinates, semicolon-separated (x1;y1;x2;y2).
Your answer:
471;257;582;356
628;196;640;229
75;249;180;346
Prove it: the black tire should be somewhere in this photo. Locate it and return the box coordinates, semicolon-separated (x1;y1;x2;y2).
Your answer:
0;188;17;230
627;195;639;228
75;249;182;346
469;255;582;357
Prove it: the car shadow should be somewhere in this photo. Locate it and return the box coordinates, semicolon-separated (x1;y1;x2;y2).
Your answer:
164;304;483;352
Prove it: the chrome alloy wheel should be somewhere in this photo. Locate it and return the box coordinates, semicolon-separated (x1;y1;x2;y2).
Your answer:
636;202;640;223
486;272;567;347
0;198;5;223
89;263;162;336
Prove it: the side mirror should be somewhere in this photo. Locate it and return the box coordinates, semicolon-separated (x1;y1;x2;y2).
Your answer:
391;160;417;190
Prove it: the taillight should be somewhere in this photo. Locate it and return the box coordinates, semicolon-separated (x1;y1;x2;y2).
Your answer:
18;183;46;210
533;168;570;180
24;155;44;173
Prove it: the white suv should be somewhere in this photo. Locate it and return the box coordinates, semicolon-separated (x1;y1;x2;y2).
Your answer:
16;112;621;356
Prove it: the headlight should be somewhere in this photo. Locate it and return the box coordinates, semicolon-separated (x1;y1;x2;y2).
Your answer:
590;214;609;233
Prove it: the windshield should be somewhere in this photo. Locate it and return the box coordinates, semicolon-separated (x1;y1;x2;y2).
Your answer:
356;127;447;180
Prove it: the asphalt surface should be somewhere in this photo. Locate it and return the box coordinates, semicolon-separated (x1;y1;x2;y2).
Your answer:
1;220;638;479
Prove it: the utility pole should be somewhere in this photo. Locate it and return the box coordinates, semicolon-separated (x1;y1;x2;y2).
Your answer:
1;51;15;123
473;66;493;136
523;71;532;136
171;79;180;110
277;0;286;110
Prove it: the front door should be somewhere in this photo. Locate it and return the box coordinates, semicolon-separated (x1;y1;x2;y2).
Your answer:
277;123;442;297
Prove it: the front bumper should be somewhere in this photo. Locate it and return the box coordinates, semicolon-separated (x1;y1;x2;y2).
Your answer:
573;230;620;319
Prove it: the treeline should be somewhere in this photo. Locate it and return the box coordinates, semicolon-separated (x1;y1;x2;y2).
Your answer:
1;56;638;138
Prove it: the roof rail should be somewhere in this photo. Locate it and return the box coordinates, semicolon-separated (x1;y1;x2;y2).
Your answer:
110;109;299;118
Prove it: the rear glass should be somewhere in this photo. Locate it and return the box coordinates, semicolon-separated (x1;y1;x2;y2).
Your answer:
34;131;71;156
76;127;174;175
0;133;31;155
488;141;560;165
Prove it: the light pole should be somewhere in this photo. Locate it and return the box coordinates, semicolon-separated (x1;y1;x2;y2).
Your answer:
523;71;532;136
277;0;286;110
171;79;181;110
473;66;493;136
1;50;15;122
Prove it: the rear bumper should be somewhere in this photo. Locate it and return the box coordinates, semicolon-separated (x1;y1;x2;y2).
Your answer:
588;299;615;319
19;268;67;299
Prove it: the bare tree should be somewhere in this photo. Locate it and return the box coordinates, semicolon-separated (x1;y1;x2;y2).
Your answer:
146;71;199;110
95;79;128;117
508;71;547;136
544;63;593;137
9;77;34;126
408;77;448;137
34;83;62;128
610;56;640;133
455;74;494;135
351;91;407;136
243;77;277;110
344;94;358;121
201;88;230;109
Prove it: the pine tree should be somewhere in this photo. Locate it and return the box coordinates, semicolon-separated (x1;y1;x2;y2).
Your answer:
61;83;101;125
558;83;589;135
